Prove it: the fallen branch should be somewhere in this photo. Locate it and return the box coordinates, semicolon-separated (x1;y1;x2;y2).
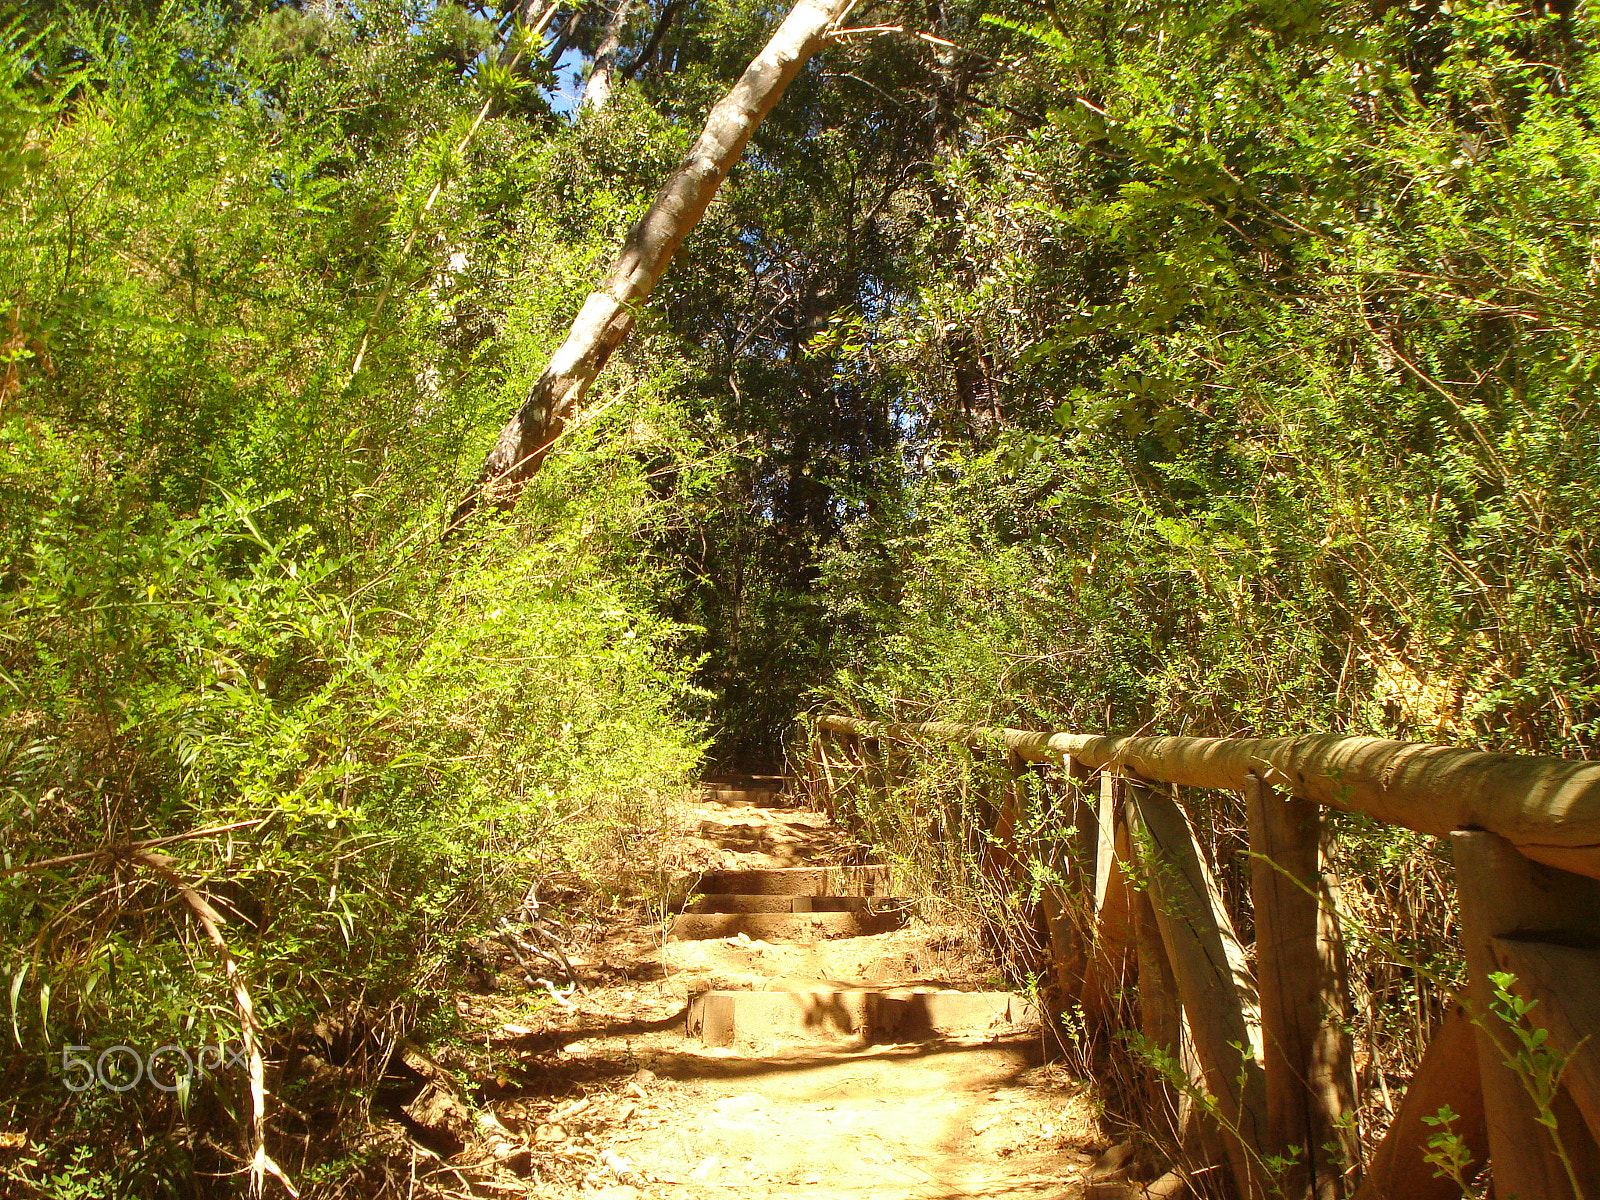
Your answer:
0;818;268;878
128;849;297;1199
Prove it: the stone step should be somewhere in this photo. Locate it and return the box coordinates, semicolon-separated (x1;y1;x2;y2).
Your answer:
668;908;909;942
694;836;824;859
686;988;1037;1048
691;865;893;897
700;774;787;788
684;894;871;914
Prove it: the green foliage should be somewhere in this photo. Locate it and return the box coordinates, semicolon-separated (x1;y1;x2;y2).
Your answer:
0;5;709;1193
804;6;1600;1143
1421;1103;1478;1192
236;7;334;63
822;0;1600;754
8;0;1600;1185
1482;969;1587;1193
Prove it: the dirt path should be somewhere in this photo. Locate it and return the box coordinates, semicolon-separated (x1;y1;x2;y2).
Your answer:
404;781;1100;1198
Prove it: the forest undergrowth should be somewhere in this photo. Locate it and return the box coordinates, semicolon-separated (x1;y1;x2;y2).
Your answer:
0;8;715;1194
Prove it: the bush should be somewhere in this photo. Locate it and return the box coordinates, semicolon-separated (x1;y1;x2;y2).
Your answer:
0;8;710;1194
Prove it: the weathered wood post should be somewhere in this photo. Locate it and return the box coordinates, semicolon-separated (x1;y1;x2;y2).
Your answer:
1351;1004;1487;1200
841;727;875;820
1245;774;1358;1198
1039;756;1094;1039
816;725;841;816
1080;769;1135;1032
1453;831;1600;1200
859;734;885;810
1132;882;1185;1145
1490;938;1600;1147
801;724;824;811
981;748;1028;883
1127;777;1270;1200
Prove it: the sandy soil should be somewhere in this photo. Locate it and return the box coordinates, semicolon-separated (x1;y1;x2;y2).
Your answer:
393;787;1101;1199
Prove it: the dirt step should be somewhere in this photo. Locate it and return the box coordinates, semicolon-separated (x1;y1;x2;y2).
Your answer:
691;865;893;896
699;786;795;808
696;813;830;834
687;987;1037;1048
694;819;830;853
685;894;871;914
669;908;909;942
700;774;787;788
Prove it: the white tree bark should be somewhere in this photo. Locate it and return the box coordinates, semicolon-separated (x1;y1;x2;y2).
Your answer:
579;0;635;113
451;0;852;528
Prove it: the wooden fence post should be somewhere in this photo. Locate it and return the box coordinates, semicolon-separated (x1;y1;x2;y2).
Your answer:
1490;939;1600;1148
807;726;830;811
1133;885;1185;1145
858;734;889;819
1072;756;1100;899
816;727;841;816
1127;777;1270;1200
981;748;1027;883
1039;757;1093;1032
1350;1004;1488;1200
841;729;877;821
1245;774;1358;1198
1453;830;1600;1200
1080;769;1135;1031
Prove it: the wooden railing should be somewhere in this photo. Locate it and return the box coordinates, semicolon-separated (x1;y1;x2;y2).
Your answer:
808;716;1600;1200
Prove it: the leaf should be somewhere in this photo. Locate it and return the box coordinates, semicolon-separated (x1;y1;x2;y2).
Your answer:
978;14;1071;54
9;962;26;1048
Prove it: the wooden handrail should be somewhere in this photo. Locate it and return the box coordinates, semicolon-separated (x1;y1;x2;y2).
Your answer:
809;713;1600;1199
816;715;1600;880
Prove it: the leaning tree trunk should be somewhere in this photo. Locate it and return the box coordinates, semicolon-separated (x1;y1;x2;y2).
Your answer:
449;0;852;531
580;0;636;113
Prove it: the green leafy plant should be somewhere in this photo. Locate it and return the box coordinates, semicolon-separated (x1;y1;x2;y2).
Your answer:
1477;971;1588;1200
1420;1103;1477;1195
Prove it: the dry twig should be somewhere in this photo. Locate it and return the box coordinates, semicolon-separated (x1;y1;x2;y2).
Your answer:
127;848;297;1199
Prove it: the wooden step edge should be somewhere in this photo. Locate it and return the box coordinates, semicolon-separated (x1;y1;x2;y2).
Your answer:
667;908;912;942
684;894;908;914
686;865;894;897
